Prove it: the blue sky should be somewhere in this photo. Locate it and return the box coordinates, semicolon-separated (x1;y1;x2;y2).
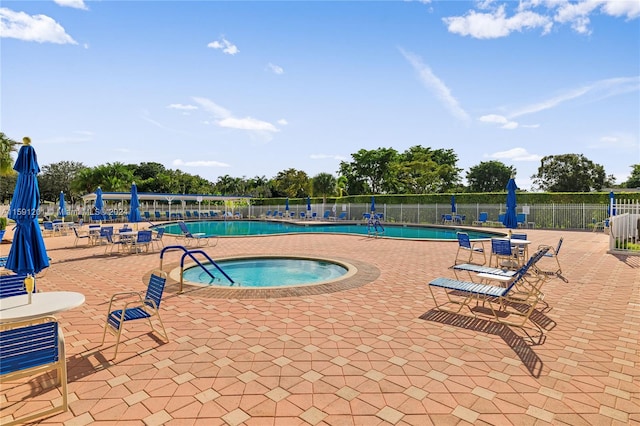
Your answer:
2;0;639;191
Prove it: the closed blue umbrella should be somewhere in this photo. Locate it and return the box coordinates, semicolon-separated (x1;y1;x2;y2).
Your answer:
502;177;519;229
450;195;456;214
5;138;50;276
128;182;142;226
371;196;376;214
285;198;290;213
608;191;616;216
58;191;67;220
95;187;104;215
306;196;311;213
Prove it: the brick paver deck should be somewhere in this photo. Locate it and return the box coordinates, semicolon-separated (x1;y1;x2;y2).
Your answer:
1;225;638;425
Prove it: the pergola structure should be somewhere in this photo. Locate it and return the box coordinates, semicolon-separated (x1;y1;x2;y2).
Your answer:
81;191;251;216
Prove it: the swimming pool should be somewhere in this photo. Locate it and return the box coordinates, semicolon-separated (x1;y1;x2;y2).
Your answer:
158;220;503;240
182;257;350;288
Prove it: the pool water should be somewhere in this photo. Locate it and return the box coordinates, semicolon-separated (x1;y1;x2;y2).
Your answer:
160;220;500;240
183;258;348;287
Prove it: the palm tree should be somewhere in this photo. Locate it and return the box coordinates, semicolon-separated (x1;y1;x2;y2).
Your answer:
0;132;20;176
312;172;337;203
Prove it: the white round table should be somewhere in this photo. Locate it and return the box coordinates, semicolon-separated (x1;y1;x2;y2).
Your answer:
0;291;85;323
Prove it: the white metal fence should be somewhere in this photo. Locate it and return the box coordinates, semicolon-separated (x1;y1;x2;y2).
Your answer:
0;201;614;231
609;199;640;253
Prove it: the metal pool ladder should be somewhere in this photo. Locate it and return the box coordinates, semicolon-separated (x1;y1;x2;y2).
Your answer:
159;245;234;293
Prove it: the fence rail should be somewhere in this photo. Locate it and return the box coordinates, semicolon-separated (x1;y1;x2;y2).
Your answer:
0;202;615;231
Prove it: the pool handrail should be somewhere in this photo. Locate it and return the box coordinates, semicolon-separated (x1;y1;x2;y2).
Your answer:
159;245;234;292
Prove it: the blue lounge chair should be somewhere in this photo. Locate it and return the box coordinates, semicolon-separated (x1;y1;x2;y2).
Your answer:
101;270;169;359
473;212;488;226
323;210;331;220
337;212;347;220
428;247;550;330
177;221;217;247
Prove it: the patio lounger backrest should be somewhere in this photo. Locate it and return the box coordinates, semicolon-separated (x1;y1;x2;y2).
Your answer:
0;316;68;424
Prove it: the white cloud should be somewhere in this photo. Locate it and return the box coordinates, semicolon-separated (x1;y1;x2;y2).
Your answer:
173;159;231;168
218;117;279;132
486;147;542;162
207;37;239;55
267;63;284;75
444;1;639;39
601;0;640;19
277;119;288;126
479;76;639;130
192;97;232;119
167;103;198;111
443;4;552;39
589;133;638;150
399;48;470;122
53;0;88;10
192;96;280;136
510;76;639;118
0;8;77;44
310;154;347;161
478;114;519;129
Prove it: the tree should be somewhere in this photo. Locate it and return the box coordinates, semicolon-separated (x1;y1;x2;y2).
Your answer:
272;168;309;198
466;161;515;192
39;161;86;203
312;172;337;202
339;148;399;194
531;154;606;192
623;164;640;188
394;146;461;193
0;132;19;176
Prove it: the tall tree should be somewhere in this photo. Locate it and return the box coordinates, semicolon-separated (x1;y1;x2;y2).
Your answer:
312;172;337;202
339;147;399;194
623;164;640;188
394;146;461;193
531;154;606;192
466;161;515;192
39;161;87;203
272;168;309;198
0;132;19;176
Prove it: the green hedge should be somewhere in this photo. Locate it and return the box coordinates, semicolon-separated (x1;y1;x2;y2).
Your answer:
252;192;640;206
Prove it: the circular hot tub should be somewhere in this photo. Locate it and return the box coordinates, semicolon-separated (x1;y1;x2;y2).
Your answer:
167;255;377;299
182;256;351;288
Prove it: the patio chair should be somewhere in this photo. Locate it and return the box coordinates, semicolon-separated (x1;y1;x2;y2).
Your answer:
0;316;68;425
177;221;217;247
490;238;517;269
73;226;91;247
127;230;153;254
536;237;568;282
428;247;550;330
323;210;331;220
454;232;485;266
472;212;488;226
442;214;453;225
154;211;161;220
0;273;31;298
337;212;347;220
299;212;306;219
152;227;166;250
101;270;169;359
311;212;318;220
42;221;55;237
